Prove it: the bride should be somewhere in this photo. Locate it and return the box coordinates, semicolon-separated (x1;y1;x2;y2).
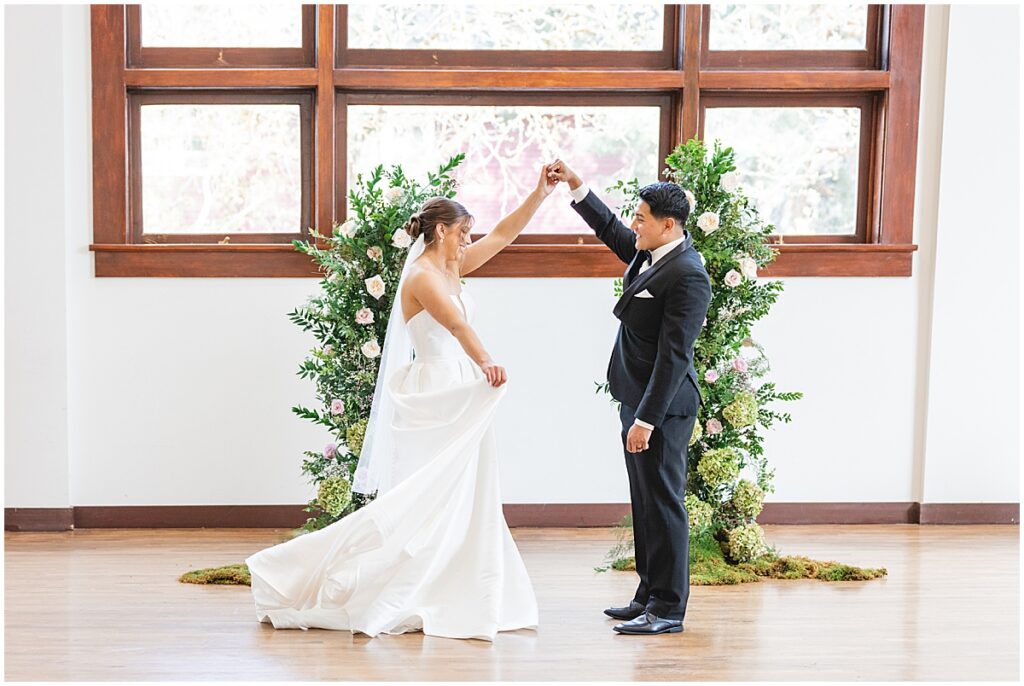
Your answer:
245;164;560;641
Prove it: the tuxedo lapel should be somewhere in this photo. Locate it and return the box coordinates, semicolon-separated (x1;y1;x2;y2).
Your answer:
623;251;647;290
613;233;692;319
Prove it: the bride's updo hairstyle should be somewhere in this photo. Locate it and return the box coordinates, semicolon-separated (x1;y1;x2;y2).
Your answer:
405;197;475;246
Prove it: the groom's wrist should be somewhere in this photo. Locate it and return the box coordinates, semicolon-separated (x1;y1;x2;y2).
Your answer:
568;183;590;204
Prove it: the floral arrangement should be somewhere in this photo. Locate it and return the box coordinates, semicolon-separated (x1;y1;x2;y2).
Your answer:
289;154;465;532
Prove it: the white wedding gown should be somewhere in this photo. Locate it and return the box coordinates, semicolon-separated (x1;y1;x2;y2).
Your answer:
245;290;538;641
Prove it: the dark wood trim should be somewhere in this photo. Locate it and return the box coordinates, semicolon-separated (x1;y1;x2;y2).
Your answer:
92;241;917;276
91;5;128;245
124;69;319;87
333;69;686;91
758;502;920;525
126;90;314;243
7;502;1019;531
4;508;75;532
877;5;925;248
89;242;917;278
699;70;889;90
316;5;336;239
681;4;701;143
336;4;678;70
919;504;1020;525
701;4;884;70
126;4;317;69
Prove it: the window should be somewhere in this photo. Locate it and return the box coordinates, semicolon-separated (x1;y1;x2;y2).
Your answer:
91;5;923;277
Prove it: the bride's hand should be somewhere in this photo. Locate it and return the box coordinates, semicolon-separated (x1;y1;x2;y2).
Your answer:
480;361;508;387
536;163;559;198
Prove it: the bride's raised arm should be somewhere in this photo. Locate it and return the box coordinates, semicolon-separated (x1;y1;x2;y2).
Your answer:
459;164;558;276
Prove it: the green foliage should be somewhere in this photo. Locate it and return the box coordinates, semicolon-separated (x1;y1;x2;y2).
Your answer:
290;154;465;531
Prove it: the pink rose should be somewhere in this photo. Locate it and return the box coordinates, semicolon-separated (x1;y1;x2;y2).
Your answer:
355;308;374;325
724;270;743;288
704;369;719;383
330;399;345;415
706;419;723;435
731;358;748;373
324;443;337;459
366;246;383;261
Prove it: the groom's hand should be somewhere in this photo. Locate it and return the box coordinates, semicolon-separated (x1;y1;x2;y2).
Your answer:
547;159;582;191
626;424;652;453
537;163;559;198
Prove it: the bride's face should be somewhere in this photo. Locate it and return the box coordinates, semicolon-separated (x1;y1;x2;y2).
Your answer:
438;221;473;262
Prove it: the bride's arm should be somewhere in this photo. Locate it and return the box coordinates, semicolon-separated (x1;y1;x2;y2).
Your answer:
459;164;558;276
407;270;507;387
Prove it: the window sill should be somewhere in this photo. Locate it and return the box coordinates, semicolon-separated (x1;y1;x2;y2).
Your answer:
90;243;917;278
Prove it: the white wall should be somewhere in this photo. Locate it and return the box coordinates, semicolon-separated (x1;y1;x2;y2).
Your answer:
4;5;71;507
920;4;1020;503
4;5;1018;509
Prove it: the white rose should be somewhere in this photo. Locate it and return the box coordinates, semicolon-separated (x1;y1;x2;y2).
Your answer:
361;339;381;359
364;275;386;300
724;270;743;288
391;228;413;249
697;211;720;234
383;187;404;205
355;308;374;325
338;219;357;238
738;256;758;281
721;172;740;192
366;246;382;261
684;189;697;213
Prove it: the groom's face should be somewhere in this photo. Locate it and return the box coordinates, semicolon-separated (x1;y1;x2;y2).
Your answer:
630;201;676;251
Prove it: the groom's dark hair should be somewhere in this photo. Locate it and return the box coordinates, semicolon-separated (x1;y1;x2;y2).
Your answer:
638;182;690;228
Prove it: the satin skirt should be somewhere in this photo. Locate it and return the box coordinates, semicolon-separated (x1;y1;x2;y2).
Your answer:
245;357;538;641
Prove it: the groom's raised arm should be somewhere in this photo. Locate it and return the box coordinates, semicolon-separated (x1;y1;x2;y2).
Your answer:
548;160;638;265
569;187;639;265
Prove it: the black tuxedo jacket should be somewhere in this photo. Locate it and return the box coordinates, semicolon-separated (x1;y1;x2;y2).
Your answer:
572;190;712;427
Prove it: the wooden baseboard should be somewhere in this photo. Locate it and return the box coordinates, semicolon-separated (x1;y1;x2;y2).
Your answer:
5;502;1018;531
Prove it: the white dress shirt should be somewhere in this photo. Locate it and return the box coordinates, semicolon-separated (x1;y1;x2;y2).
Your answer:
570;183;687;434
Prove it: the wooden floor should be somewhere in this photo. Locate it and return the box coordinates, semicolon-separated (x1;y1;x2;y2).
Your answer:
4;525;1019;681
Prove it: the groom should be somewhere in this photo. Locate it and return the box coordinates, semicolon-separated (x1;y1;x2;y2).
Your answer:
549;160;711;635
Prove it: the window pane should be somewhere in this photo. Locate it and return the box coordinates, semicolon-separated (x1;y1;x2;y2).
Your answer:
140;104;302;234
703;107;861;236
347;5;664;51
141;4;303;47
709;4;868;51
347;105;661;234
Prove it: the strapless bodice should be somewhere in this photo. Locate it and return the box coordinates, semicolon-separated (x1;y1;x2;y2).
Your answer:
406;291;474;362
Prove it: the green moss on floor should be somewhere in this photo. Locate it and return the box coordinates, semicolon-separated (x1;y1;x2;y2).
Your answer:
180;530;886;587
179;563;251;586
612;533;887;585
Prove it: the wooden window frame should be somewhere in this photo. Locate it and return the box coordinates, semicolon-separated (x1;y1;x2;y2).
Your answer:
700;92;880;244
125;5;317;68
701;4;886;70
336;5;681;70
91;4;923;278
128;90;315;245
337;90;674;251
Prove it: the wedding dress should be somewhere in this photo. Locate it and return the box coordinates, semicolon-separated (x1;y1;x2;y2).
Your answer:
245;289;538;641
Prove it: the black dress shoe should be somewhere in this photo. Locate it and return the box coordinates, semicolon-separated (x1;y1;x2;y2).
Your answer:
603;600;646;620
613;611;684;635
